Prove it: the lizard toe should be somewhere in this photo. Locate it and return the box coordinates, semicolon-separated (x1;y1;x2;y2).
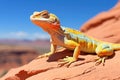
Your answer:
58;56;76;67
95;57;107;66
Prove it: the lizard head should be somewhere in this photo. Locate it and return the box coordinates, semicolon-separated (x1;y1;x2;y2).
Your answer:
30;10;61;32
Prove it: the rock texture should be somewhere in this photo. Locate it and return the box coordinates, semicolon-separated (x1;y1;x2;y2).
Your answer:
1;49;120;80
1;1;120;80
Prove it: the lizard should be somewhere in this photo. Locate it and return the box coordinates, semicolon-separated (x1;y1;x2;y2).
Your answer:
30;10;120;67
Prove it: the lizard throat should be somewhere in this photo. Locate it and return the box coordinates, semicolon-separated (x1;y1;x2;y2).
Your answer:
48;26;65;37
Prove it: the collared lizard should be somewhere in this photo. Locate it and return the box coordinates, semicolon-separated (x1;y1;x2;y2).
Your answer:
30;10;120;67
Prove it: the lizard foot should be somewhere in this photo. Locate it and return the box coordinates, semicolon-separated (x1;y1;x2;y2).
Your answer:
58;56;77;67
36;52;53;59
95;57;107;66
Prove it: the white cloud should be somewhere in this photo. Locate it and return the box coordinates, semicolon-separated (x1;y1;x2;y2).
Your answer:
10;31;28;37
3;31;50;40
33;33;50;40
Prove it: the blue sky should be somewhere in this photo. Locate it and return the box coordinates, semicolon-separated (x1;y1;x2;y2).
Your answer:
0;0;118;40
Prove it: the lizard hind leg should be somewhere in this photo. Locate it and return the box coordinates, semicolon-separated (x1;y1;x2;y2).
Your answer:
95;50;114;66
95;51;114;66
95;44;114;66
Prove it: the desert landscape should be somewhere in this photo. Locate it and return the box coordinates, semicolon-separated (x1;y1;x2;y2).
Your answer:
1;1;120;80
0;39;50;77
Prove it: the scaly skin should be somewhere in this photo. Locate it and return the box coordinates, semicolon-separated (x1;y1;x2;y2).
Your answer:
30;10;120;67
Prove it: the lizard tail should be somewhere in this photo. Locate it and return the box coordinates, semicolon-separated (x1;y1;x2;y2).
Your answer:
113;44;120;50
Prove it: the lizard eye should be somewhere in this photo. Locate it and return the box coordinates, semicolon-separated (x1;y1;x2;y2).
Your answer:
41;11;49;18
42;13;49;18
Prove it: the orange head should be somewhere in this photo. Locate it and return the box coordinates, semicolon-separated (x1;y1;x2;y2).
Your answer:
30;10;61;32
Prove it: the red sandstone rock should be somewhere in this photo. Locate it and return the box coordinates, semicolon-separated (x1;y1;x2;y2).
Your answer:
1;1;120;80
1;49;120;80
80;1;120;43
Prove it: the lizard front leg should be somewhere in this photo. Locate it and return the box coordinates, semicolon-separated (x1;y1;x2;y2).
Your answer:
37;42;57;59
58;45;81;67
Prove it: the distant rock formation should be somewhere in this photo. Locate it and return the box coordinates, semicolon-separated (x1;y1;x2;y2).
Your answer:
0;45;38;78
80;1;120;43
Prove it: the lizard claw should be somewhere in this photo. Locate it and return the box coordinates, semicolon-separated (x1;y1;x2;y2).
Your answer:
58;56;76;67
95;57;107;66
36;53;52;59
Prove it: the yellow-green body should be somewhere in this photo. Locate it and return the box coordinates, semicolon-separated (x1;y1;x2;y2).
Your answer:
30;10;120;67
